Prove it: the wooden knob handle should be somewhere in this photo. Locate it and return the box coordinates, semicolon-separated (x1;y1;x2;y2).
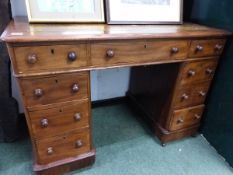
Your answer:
72;83;79;93
215;44;223;51
194;114;201;120
47;147;53;155
196;45;204;52
182;94;189;100
171;47;179;54
74;113;81;121
34;89;43;97
27;53;37;64
199;91;206;97
177;118;184;124
188;70;196;76
106;49;115;58
75;140;83;148
206;68;214;75
41;119;48;128
68;51;77;61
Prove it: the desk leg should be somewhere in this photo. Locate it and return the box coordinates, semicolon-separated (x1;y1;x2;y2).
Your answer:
128;62;200;145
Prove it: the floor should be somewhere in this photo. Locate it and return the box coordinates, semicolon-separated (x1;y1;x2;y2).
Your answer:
0;102;233;175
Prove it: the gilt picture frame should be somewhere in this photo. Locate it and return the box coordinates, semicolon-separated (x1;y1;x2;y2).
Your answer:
25;0;105;23
106;0;183;24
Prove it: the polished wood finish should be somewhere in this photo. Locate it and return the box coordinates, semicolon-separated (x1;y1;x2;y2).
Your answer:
128;64;180;126
1;17;230;43
155;124;200;143
179;58;218;85
91;40;189;67
128;58;223;144
19;72;89;107
1;18;231;175
34;149;96;175
188;39;225;58
36;128;91;164
29;99;89;138
13;44;88;74
169;105;204;131
173;81;211;109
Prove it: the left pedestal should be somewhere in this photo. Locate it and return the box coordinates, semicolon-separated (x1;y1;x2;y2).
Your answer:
16;71;94;175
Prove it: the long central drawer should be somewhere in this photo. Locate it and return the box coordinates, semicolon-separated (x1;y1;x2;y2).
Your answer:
91;40;189;67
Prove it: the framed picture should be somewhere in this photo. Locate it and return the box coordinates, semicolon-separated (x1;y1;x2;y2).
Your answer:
25;0;105;23
106;0;183;24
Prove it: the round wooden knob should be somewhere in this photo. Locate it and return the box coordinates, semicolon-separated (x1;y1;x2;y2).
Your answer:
74;113;81;121
68;51;77;61
215;44;223;51
194;114;201;120
177;118;184;124
206;68;214;75
188;70;196;77
34;89;43;97
106;49;115;58
27;53;37;64
41;119;48;128
196;45;204;52
199;91;206;97
171;47;179;54
72;84;79;93
182;94;189;100
47;147;53;155
75;140;83;148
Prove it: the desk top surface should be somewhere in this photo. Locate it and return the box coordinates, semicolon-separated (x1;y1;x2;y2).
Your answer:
1;17;231;43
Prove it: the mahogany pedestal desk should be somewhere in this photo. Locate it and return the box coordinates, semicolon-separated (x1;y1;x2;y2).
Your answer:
1;18;231;175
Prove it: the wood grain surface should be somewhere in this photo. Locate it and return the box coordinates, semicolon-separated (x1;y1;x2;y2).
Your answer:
19;72;89;107
13;44;88;74
0;17;231;43
1;18;231;174
36;128;91;164
29;99;90;139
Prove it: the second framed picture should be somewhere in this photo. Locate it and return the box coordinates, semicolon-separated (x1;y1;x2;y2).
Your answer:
106;0;183;24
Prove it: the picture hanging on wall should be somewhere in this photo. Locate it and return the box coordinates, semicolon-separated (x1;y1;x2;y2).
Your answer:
25;0;105;23
106;0;183;24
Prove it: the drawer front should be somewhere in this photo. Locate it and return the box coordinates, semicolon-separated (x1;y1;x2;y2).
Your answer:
29;100;89;139
13;44;88;74
20;72;89;107
180;59;218;85
36;129;91;164
91;40;189;67
169;105;205;131
174;82;211;109
188;39;225;58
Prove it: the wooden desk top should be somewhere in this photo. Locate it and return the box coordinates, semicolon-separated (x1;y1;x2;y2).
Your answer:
1;17;231;43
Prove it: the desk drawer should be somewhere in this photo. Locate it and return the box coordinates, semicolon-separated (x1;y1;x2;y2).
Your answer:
180;59;218;85
29;100;89;139
13;44;88;74
188;39;225;58
91;40;189;67
36;128;91;164
174;81;211;109
20;72;89;107
169;105;205;131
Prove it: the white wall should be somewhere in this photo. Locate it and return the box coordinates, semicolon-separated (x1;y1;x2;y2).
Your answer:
11;0;27;16
10;0;131;113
